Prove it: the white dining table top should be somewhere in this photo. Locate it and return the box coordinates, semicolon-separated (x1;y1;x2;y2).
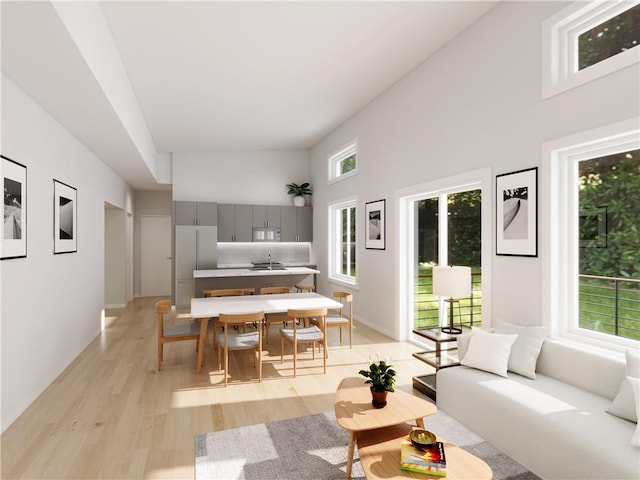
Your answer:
190;292;342;318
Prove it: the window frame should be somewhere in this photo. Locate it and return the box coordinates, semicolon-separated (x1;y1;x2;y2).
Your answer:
542;117;640;352
542;0;640;99
328;196;358;288
328;140;358;184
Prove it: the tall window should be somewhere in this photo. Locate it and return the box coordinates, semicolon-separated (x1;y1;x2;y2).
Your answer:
543;119;640;350
329;141;357;182
542;1;640;98
328;198;357;286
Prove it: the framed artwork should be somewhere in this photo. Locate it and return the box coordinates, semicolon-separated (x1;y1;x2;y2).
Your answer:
54;179;77;254
365;199;385;250
496;167;538;257
1;155;27;259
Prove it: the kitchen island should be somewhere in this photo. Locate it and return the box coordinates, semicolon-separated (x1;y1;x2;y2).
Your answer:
193;266;319;296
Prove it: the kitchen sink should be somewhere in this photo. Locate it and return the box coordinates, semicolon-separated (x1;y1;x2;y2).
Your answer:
249;266;287;271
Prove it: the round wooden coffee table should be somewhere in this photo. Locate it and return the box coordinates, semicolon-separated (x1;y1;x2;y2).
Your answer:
357;422;492;479
334;377;438;479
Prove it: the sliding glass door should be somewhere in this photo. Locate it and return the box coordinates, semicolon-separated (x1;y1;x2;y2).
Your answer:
413;188;482;331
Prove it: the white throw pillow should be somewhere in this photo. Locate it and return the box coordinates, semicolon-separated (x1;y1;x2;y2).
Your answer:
628;377;640;447
460;327;517;377
608;349;640;422
494;319;549;379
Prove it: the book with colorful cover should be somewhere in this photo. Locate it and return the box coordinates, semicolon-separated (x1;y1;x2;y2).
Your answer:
400;462;447;477
400;436;447;476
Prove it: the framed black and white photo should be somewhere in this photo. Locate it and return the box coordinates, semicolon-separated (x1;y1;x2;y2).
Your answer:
365;199;385;250
2;155;27;259
54;179;77;254
496;167;538;257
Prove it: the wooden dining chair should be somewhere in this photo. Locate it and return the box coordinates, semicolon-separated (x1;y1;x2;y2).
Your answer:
260;286;292;344
202;288;245;297
310;291;353;349
156;299;200;371
294;283;315;293
216;311;264;387
280;307;327;377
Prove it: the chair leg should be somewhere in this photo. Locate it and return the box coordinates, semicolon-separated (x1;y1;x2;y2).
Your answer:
322;336;327;374
293;341;297;378
158;342;163;371
280;335;285;364
349;324;352;349
224;344;229;387
339;327;343;344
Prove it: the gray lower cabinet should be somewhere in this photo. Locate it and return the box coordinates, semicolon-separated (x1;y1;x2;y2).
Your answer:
174;225;218;307
281;206;312;242
217;204;252;242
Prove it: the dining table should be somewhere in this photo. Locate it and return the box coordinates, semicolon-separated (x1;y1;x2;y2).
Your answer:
190;292;343;373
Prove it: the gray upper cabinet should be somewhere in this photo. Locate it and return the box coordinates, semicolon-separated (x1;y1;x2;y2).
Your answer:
253;205;281;228
281;206;312;242
174;201;217;226
217;204;253;242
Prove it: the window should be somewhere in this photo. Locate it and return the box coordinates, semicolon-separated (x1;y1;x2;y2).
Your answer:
542;1;640;98
328;198;357;286
542;118;640;351
397;168;491;343
328;140;357;182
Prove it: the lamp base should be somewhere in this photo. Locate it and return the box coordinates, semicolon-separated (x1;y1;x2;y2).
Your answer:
441;326;462;334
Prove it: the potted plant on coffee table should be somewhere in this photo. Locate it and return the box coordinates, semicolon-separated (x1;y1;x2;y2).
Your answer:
359;359;396;408
286;182;312;207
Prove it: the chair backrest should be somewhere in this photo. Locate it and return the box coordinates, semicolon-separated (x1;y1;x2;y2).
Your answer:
287;307;327;328
156;299;171;337
260;286;290;295
240;287;256;295
203;288;245;297
334;291;353;318
219;310;265;327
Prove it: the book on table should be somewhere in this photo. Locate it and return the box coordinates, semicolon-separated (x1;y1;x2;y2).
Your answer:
400;437;447;477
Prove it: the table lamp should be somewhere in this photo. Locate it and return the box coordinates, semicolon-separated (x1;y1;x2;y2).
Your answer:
432;265;471;334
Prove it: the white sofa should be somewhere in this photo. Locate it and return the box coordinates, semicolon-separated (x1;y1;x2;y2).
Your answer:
437;335;639;480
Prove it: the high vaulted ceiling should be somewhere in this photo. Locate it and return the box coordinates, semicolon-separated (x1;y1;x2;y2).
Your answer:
1;1;497;190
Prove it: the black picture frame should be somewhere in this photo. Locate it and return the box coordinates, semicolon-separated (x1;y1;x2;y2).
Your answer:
54;179;77;254
1;155;27;259
365;199;385;250
496;167;538;257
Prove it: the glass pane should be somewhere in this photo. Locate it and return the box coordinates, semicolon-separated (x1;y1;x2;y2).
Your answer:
448;190;482;330
414;198;439;329
578;4;640;70
578;149;640;340
340;208;348;276
339;153;356;175
349;206;356;276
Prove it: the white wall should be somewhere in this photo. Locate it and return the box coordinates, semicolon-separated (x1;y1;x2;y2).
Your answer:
0;75;134;433
310;1;640;333
172;150;310;205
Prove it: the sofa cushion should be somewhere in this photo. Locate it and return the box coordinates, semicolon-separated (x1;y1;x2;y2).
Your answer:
608;349;640;422
495;319;549;379
629;377;640;447
460;327;517;377
536;339;626;400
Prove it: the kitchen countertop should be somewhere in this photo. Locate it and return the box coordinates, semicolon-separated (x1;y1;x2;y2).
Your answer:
193;267;319;278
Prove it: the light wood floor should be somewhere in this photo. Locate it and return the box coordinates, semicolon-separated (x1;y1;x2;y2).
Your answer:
1;296;434;479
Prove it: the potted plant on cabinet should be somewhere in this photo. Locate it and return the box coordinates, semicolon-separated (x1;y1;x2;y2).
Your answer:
286;182;312;207
359;359;397;408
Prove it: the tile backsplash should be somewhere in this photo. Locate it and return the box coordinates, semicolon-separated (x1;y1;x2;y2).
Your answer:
217;242;312;266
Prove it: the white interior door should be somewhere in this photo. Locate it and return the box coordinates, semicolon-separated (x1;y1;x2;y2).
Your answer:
141;215;172;296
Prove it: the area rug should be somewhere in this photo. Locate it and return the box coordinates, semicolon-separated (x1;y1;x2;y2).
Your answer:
195;410;541;479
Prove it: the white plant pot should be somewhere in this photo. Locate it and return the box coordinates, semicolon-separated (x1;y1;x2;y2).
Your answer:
293;195;305;207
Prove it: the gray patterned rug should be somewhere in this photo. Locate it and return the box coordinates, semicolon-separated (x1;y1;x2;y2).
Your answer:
195;410;540;479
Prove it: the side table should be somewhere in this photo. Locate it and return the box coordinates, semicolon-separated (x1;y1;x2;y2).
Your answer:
412;327;461;399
